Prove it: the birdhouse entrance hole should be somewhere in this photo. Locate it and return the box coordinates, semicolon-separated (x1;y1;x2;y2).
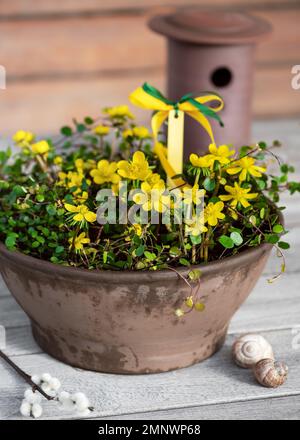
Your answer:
211;67;232;88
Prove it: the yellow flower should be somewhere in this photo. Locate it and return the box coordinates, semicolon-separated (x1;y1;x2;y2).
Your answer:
90;160;120;185
190;154;213;168
204;201;225;226
74;191;89;203
122;129;133;139
57;169;90;189
68;171;87;188
145;172;164;187
133;126;150;138
64;204;97;223
123;126;150;139
104;105;134;119
207;144;235;165
131;223;143;237
183;184;206;205
185;217;208;236
75;159;84;172
118;151;151;181
75;158;96;172
31;140;50;155
57;171;68;186
13;130;35;146
226;156;266;181
53;156;63;165
93;125;110;136
133;180;170;213
219;182;258;208
69;232;90;251
87;159;97;170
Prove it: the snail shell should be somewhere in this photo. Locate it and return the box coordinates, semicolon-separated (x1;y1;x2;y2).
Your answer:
232;334;274;368
253;358;288;388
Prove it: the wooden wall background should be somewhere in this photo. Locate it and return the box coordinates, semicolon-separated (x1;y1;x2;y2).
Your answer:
0;0;299;135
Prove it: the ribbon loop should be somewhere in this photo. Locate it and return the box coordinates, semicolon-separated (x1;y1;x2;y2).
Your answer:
129;82;224;187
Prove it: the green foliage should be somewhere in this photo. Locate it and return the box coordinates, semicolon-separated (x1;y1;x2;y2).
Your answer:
0;112;298;274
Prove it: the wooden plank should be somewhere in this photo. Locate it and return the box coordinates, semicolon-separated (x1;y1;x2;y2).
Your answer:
0;16;163;77
1;10;299;79
254;65;300;118
229;272;300;333
1;64;299;136
255;9;300;65
0;328;299;419
0;325;39;357
0;73;165;135
0;295;29;327
100;395;300;419
0;1;296;18
253;119;300;156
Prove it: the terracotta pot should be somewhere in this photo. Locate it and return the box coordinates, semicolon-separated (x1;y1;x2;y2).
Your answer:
0;240;273;374
149;10;272;157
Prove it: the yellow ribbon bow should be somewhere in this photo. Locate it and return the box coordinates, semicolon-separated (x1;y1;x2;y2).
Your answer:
129;83;224;188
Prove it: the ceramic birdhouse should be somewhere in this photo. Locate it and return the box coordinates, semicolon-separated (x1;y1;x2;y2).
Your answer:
149;9;272;158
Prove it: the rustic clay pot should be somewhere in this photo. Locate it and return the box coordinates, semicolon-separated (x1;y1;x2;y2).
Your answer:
0;241;273;374
149;10;272;157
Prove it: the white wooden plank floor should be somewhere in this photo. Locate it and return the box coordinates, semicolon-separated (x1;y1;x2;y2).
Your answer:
0;119;300;420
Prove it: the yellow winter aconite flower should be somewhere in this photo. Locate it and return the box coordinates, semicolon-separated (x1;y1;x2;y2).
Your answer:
145;172;164;187
53;156;63;165
31;140;50;155
122;129;133;139
75;159;84;172
75;158;96;172
104;105;134;119
90;160;120;185
93;125;110;136
130;223;143;237
64;204;97;223
226;156;266;181
219;182;258;208
118;151;151;181
58;171;87;190
74;191;89;203
190;154;213;168
123;126;150;139
183;184;206;205
204;201;225;226
185;217;208;236
207;144;235;165
69;172;84;188
69;232;90;251
13;130;35;146
133;180;170;213
134;126;150;138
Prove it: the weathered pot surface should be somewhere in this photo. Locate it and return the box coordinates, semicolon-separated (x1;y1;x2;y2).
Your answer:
0;242;272;374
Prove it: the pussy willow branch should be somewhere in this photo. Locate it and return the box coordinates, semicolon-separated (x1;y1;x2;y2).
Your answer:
0;349;55;401
0;349;94;412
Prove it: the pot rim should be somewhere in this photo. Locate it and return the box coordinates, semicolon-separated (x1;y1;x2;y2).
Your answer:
0;240;272;283
0;209;282;283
